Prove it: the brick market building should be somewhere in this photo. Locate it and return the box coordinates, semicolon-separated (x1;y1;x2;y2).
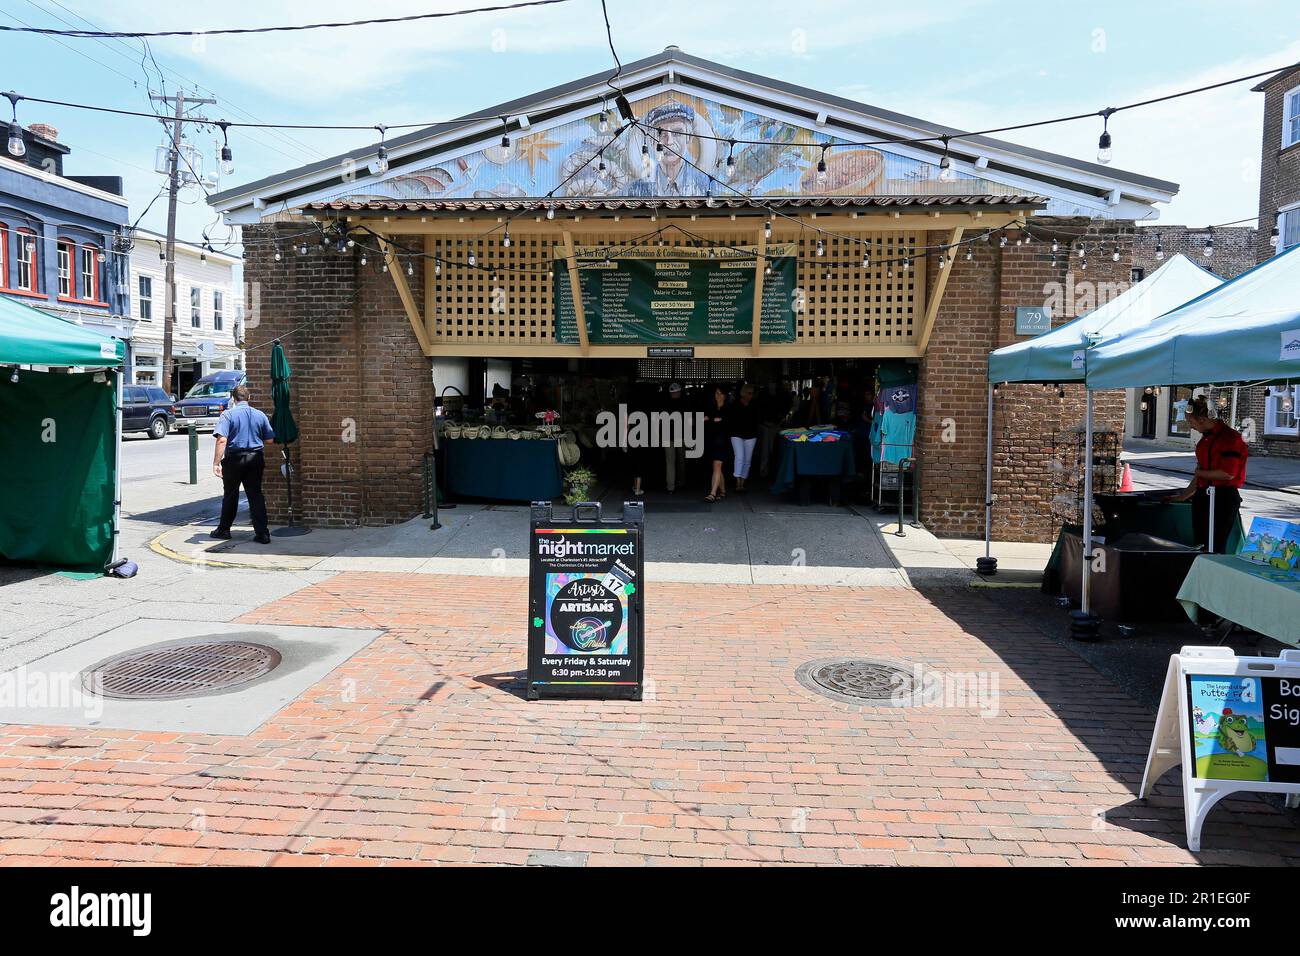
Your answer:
210;47;1178;541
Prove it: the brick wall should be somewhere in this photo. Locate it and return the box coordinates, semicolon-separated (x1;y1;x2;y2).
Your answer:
243;222;433;527
1256;68;1300;263
1133;225;1257;280
918;217;1130;542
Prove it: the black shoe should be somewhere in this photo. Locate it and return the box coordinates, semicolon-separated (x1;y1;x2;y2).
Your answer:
209;528;231;540
254;533;271;544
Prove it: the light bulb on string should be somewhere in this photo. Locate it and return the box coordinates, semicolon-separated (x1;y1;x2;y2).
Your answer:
640;142;652;178
216;120;234;176
725;141;736;180
1155;239;1164;260
1080;257;1088;271
298;242;308;256
546;204;555;220
1051;238;1059;253
274;245;282;262
502;230;511;249
1077;243;1086;258
1112;244;1120;262
1096;108;1115;164
764;218;772;240
1281;391;1295;413
815;146;829;189
96;251;106;263
937;136;955;182
434;260;442;276
815;238;825;257
9;368;17;384
1270;225;1280;248
499;118;512;162
373;124;389;175
467;251;477;267
1204;228;1215;258
861;251;870;269
5;93;25;158
407;261;415;277
999;231;1007;248
765;263;773;277
360;253;368;266
598;109;609;135
965;246;973;261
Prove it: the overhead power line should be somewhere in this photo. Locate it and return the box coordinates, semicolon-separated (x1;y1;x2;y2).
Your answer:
0;0;575;38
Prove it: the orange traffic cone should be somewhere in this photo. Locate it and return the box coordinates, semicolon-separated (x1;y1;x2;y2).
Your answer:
1119;462;1134;492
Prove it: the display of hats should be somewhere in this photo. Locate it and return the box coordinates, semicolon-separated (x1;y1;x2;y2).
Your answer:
459;425;476;439
492;425;508;439
477;425;492;439
444;423;462;439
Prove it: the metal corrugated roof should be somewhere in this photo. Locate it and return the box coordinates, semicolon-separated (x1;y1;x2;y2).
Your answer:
304;194;1049;214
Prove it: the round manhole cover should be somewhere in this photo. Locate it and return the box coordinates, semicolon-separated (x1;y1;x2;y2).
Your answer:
795;658;920;707
83;638;282;700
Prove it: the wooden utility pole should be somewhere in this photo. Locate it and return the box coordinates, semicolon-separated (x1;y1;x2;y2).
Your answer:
151;91;215;396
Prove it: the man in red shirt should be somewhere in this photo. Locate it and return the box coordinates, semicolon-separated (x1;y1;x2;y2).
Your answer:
1172;396;1248;554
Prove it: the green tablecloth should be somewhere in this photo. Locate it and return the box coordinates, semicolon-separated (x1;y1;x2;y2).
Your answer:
770;437;855;494
1177;554;1300;645
444;438;563;502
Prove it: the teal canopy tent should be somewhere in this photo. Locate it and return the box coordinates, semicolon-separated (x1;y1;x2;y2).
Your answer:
1086;241;1300;389
987;254;1222;385
979;255;1224;628
0;297;126;573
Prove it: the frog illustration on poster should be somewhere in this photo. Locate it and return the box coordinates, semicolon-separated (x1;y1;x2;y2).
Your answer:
1188;676;1267;781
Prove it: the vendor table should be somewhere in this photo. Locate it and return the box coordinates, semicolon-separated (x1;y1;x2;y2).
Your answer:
444;438;563;503
1176;554;1300;646
769;436;855;500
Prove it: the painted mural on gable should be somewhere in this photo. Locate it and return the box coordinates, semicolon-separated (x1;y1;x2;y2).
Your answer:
350;91;1013;202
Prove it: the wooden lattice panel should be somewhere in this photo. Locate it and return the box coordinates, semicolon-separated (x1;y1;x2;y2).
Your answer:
425;228;924;349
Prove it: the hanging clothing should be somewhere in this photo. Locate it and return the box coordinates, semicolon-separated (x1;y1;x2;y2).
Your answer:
879;409;916;465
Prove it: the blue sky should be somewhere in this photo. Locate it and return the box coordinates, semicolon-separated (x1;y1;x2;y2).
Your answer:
2;0;1298;252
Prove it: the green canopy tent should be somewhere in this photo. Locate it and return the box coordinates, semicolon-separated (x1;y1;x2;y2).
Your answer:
0;296;126;573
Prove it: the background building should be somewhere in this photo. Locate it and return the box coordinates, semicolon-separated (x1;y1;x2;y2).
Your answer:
0;122;131;348
127;229;242;395
1251;66;1300;455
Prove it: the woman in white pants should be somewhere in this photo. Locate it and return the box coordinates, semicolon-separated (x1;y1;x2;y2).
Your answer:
728;384;760;493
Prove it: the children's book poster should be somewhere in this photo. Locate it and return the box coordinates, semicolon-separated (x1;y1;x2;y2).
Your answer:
1237;517;1300;575
1187;676;1268;781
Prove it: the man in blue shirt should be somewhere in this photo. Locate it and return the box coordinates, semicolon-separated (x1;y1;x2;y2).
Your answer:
211;384;276;543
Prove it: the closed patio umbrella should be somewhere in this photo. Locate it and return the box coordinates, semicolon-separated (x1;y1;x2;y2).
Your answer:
269;341;308;535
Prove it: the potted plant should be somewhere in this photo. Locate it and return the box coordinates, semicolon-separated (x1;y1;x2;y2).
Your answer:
563;466;596;505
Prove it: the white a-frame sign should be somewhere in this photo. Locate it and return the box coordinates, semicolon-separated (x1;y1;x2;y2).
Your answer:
1141;646;1300;851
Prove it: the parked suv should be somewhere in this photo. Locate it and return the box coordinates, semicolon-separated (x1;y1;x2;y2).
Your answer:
123;385;176;440
173;370;246;432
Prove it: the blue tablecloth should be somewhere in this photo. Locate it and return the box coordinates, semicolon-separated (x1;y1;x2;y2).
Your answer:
444;438;563;502
770;437;855;494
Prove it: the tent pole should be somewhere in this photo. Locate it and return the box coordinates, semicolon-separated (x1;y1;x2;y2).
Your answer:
1207;485;1216;555
1071;389;1101;639
976;383;997;575
112;366;123;568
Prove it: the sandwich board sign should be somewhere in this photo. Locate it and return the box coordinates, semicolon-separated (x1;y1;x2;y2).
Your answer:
527;500;645;701
1140;646;1300;851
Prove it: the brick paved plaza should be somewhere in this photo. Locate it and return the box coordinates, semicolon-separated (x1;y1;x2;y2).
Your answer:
1;573;1297;867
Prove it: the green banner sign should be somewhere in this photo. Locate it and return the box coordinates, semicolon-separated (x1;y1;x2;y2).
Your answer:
553;244;797;344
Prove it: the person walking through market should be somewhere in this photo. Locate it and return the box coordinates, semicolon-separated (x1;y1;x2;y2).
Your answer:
704;384;730;502
662;382;688;493
728;383;760;494
211;384;276;544
1171;396;1248;554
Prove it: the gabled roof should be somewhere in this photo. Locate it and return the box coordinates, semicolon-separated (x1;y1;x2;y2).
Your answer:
210;46;1177;222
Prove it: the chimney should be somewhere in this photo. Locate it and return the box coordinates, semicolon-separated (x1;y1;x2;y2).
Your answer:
27;123;59;143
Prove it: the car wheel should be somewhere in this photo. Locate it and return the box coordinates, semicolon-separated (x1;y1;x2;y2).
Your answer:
148;416;167;440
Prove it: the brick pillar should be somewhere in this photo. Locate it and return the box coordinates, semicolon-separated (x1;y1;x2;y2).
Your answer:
918;217;1132;542
242;222;433;528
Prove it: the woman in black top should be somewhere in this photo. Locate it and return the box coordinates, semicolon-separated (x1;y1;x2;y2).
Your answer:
704;384;729;502
728;384;760;493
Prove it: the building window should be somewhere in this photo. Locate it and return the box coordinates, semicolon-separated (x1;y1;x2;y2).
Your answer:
80;246;98;301
1284;86;1300;149
57;240;72;297
1130;267;1146;283
1265;386;1299;438
190;286;201;328
16;231;37;291
213;290;224;331
1168;386;1196;438
1279;206;1300;253
138;275;153;320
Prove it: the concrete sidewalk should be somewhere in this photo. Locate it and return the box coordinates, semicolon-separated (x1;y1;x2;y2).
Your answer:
148;497;1053;590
